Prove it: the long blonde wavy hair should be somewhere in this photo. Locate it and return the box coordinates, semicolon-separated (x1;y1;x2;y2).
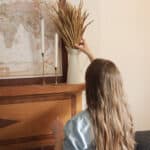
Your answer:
85;59;135;150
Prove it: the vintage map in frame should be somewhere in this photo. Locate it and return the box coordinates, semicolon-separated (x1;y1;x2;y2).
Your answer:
0;0;62;79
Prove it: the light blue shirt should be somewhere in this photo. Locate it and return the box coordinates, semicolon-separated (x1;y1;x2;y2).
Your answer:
63;110;95;150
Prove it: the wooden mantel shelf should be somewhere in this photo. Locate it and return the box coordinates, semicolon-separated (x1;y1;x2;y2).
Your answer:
0;84;85;97
0;84;85;150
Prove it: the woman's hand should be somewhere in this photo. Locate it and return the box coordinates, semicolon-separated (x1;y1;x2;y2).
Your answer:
75;39;90;54
75;39;94;62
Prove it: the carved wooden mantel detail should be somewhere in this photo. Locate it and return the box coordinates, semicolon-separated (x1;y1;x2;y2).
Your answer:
0;84;85;150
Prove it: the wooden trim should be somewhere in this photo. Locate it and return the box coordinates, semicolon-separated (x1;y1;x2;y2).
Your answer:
0;93;72;105
27;145;54;150
0;119;19;128
0;84;85;97
0;134;54;146
76;93;83;114
61;40;68;83
71;95;76;116
0;77;64;86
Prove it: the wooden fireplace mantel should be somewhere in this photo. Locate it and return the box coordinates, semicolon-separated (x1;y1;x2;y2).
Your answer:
0;84;85;150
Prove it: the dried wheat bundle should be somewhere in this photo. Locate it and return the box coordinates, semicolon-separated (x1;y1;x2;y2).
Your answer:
52;0;93;49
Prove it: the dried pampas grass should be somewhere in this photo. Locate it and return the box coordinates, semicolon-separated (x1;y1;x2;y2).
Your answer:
52;0;93;49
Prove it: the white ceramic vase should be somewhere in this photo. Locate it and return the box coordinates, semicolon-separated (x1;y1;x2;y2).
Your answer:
67;48;82;84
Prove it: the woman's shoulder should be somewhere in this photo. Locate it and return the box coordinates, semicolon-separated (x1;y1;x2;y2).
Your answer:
64;109;92;138
66;109;90;126
64;110;94;149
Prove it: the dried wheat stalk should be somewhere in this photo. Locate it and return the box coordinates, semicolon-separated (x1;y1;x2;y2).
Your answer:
52;0;93;49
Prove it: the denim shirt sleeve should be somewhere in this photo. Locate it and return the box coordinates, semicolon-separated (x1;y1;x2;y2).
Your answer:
63;111;94;150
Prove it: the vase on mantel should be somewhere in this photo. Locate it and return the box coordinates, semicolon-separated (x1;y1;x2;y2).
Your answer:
67;48;82;84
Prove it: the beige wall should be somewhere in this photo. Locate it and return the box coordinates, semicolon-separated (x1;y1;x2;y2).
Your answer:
97;0;150;131
71;0;150;130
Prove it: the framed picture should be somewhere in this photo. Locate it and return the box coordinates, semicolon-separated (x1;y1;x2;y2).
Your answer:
0;0;67;86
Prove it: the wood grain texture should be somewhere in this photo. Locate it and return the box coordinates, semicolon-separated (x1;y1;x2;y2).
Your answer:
0;119;19;128
0;84;85;150
0;84;85;97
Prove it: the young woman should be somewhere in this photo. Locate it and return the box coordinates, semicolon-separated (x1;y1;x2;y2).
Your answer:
63;40;135;150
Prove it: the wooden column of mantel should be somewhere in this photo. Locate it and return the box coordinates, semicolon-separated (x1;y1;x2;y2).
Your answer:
0;84;85;150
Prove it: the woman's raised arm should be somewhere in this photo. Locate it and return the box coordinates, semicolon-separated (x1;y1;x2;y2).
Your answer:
75;39;95;62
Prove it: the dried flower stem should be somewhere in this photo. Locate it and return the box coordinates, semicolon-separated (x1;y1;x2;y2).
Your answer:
51;0;93;49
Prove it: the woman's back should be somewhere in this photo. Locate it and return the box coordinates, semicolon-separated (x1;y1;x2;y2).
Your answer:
85;59;135;150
